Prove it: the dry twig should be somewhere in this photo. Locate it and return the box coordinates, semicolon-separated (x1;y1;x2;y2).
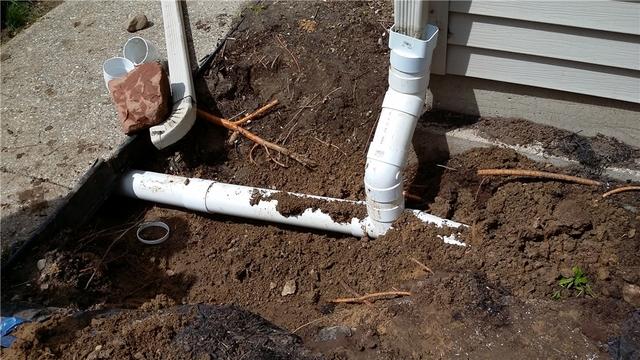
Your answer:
85;222;140;289
197;106;316;168
293;317;325;334
233;99;279;126
340;280;372;306
313;137;347;157
602;185;640;198
331;291;412;304
275;34;301;72
477;169;602;186
409;257;434;274
403;191;423;202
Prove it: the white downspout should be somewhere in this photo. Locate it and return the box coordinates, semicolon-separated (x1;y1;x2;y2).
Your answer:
118;170;465;244
364;0;438;236
150;0;197;149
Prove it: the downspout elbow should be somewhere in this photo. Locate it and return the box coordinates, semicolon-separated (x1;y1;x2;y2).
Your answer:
364;24;439;237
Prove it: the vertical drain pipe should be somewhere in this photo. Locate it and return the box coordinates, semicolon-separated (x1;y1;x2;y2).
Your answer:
364;0;438;236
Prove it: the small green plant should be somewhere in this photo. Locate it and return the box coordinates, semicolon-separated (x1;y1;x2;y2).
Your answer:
5;1;31;32
551;266;594;300
249;4;267;13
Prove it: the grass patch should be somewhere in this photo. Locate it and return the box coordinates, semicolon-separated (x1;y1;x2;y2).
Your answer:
5;1;31;31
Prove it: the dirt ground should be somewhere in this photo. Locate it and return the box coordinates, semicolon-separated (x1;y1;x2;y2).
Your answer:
2;1;640;359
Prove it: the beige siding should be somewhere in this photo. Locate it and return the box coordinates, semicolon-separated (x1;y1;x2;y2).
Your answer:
446;45;640;103
448;13;640;70
449;0;640;35
436;0;640;103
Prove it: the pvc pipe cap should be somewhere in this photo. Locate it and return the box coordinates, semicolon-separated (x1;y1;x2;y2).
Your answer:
123;37;160;65
102;57;135;91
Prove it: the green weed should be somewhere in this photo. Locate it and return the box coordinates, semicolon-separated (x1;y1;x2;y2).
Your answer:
551;266;595;300
5;1;31;31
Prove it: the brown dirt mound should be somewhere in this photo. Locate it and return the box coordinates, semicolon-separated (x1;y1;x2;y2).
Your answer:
3;304;318;360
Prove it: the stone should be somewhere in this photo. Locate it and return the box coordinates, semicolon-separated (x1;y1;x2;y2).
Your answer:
317;325;352;341
622;284;640;307
309;269;320;282
597;267;610;281
281;280;297;296
269;282;277;290
126;14;150;33
109;62;170;135
36;258;46;271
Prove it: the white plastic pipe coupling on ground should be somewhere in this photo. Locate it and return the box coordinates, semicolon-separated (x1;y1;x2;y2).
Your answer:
364;24;439;236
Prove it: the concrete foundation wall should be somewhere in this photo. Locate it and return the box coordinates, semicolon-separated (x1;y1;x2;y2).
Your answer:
429;74;640;147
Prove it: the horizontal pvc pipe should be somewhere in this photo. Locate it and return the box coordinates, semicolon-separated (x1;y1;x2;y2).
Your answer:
118;170;465;244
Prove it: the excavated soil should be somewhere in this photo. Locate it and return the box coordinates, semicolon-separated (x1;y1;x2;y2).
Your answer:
3;1;640;359
475;117;640;172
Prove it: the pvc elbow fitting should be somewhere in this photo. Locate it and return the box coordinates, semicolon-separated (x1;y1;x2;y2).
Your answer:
363;24;439;231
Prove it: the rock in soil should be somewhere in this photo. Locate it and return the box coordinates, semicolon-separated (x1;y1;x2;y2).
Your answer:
281;279;297;296
317;325;352;341
622;284;640;307
126;14;150;32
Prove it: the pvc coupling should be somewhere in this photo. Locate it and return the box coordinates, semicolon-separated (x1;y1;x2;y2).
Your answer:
364;24;439;235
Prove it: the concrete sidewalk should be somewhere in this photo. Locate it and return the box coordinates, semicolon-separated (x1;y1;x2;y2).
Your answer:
1;1;245;257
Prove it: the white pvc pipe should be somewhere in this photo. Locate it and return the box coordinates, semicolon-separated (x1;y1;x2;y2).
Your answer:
364;22;439;236
118;170;465;244
150;0;197;150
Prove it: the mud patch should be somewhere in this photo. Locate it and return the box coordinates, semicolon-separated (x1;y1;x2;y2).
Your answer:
260;192;367;223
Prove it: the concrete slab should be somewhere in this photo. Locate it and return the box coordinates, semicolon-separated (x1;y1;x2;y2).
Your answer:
1;1;245;256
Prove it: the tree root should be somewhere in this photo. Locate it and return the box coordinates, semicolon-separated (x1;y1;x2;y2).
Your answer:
477;169;602;186
197;101;316;168
331;291;412;304
602;185;640;198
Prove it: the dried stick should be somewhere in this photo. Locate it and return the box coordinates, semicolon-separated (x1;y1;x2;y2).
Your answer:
313;137;347;157
403;191;423;202
331;291;412;304
232;99;279;126
409;257;434;274
477;169;602;186
197;109;316;168
293;317;325;334
85;222;139;289
275;34;301;72
340;280;372;306
602;185;640;198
